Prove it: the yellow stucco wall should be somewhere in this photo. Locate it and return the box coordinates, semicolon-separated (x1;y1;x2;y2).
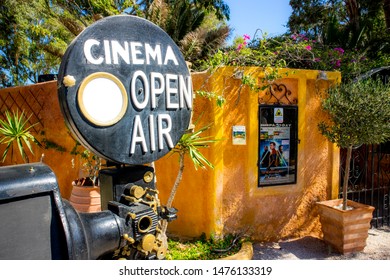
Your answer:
0;81;84;199
0;67;341;242
155;67;341;241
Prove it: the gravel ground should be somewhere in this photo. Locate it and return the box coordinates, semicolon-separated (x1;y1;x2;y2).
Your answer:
252;226;390;260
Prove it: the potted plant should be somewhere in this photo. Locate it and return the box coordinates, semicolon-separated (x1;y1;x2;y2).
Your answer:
69;143;102;213
0;110;41;163
317;77;390;254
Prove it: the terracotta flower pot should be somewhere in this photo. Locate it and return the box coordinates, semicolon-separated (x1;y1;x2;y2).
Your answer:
316;199;374;254
69;178;101;213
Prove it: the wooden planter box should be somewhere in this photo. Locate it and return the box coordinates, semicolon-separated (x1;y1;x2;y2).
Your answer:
316;199;374;254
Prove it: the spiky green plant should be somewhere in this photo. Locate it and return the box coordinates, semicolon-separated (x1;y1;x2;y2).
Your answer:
167;123;217;205
161;122;219;235
0;110;41;163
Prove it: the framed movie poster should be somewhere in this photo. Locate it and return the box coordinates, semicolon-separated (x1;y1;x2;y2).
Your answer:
258;105;298;187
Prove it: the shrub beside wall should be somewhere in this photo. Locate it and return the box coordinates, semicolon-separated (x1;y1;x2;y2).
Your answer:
0;81;82;199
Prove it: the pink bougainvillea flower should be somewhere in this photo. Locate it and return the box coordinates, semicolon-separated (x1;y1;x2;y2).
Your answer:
334;47;345;54
305;45;312;51
237;43;243;51
243;34;250;41
299;34;309;41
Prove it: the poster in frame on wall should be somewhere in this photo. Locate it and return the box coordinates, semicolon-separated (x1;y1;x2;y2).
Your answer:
258;105;298;187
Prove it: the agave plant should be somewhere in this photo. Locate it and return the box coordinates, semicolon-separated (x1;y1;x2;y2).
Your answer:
0;110;41;163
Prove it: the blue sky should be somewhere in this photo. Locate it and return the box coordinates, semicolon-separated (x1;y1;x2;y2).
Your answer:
224;0;292;43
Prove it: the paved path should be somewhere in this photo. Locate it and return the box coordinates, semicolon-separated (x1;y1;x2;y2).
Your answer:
252;226;390;260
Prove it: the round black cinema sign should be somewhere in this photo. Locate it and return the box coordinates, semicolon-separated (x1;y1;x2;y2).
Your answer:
58;15;193;164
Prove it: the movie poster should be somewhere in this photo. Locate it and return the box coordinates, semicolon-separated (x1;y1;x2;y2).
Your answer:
259;106;298;187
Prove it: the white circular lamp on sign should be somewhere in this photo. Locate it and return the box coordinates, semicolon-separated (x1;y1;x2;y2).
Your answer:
78;72;128;127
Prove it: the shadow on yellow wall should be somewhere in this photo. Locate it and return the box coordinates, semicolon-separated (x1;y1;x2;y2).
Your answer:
155;67;341;241
0;67;341;242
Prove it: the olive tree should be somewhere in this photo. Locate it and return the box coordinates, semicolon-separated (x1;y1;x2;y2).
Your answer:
318;77;390;209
